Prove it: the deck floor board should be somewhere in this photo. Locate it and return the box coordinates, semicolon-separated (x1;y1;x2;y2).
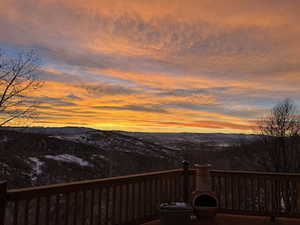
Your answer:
142;214;300;225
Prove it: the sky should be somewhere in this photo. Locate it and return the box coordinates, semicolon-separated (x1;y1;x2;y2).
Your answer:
0;0;300;133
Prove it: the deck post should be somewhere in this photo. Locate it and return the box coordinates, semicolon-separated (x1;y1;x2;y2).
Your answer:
0;181;7;225
182;161;190;203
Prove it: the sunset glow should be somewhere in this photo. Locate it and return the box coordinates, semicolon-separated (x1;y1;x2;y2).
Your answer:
1;0;300;133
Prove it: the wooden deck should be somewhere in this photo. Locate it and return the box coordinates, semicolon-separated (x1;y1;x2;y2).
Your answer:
142;214;300;225
3;165;300;225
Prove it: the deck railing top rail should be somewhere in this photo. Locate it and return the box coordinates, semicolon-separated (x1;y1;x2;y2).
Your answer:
210;169;300;178
1;166;190;225
3;164;300;225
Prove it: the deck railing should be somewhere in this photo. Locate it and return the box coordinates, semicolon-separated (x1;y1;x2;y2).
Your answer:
211;170;300;217
0;165;194;225
2;164;300;225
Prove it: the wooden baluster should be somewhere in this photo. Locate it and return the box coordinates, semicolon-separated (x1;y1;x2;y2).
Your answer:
274;179;278;214
82;189;87;224
161;179;165;203
270;178;274;214
224;176;228;210
46;196;50;225
191;173;195;200
157;177;163;206
284;178;288;213
144;181;147;216
173;177;176;202
155;178;159;214
165;178;168;203
243;176;246;210
242;177;245;210
112;186;116;225
278;178;281;213
170;177;174;202
182;161;189;203
105;187;110;225
162;178;165;203
126;184;130;222
150;179;154;216
221;176;224;209
277;178;281;213
263;178;267;212
154;179;157;215
266;177;269;213
293;179;297;213
156;178;159;213
55;195;60;225
211;174;215;192
166;177;170;203
151;179;155;216
0;182;7;225
132;183;136;221
175;176;179;201
13;200;18;225
250;177;254;211
231;176;235;210
256;177;261;213
244;177;247;211
143;180;146;218
73;192;78;225
90;189;95;225
282;179;285;213
138;182;142;220
64;194;70;225
287;179;291;213
35;197;40;225
244;177;247;210
179;175;183;201
24;199;29;225
98;188;102;225
118;185;123;224
214;176;218;207
217;176;222;209
238;176;242;211
168;177;172;202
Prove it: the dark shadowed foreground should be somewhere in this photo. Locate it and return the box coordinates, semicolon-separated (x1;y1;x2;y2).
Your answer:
143;214;300;225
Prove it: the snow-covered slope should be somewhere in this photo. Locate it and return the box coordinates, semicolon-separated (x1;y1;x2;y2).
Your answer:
0;127;260;189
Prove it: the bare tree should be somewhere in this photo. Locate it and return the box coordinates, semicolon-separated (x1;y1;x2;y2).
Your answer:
257;99;300;214
0;50;42;126
258;99;300;172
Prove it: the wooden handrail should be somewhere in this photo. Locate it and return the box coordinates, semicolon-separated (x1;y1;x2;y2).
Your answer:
210;169;300;177
7;169;183;201
5;167;300;225
4;168;189;225
210;169;300;218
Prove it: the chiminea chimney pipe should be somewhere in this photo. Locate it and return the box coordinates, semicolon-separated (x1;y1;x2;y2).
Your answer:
194;164;211;192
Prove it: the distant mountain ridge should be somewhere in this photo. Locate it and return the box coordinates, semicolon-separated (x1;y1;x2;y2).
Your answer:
0;126;261;189
0;126;96;134
1;126;257;139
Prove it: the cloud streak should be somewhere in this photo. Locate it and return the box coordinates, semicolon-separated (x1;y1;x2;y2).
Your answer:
1;0;300;132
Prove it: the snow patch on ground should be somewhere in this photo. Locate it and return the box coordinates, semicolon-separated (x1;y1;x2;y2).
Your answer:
92;154;108;161
44;154;93;167
29;157;44;181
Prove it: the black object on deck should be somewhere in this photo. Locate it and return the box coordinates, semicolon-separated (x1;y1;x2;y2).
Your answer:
160;202;193;225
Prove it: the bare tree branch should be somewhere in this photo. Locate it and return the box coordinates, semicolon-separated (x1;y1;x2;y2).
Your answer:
257;99;300;173
0;49;42;126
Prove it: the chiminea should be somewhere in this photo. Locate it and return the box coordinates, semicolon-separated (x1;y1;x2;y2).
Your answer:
192;164;218;223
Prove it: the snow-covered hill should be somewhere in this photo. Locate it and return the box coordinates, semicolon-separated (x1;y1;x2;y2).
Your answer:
0;127;260;189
